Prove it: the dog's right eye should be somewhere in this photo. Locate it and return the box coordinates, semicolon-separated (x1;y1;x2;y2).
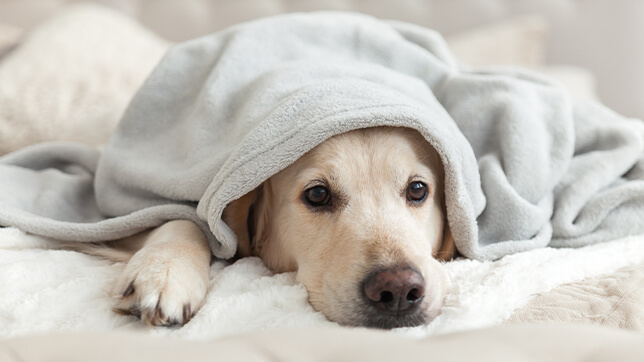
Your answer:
407;181;428;203
304;186;331;207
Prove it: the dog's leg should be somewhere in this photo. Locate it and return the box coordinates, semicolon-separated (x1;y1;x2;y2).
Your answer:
113;220;211;326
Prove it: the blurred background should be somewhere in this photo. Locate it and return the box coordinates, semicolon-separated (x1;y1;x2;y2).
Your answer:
0;0;642;133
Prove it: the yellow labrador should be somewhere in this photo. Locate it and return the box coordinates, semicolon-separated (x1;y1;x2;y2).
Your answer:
101;126;455;329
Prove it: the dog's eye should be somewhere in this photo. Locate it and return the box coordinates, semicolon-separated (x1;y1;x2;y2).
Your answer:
407;181;428;203
304;186;331;207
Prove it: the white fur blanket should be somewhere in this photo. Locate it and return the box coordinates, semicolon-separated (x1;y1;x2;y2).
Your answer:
2;227;644;339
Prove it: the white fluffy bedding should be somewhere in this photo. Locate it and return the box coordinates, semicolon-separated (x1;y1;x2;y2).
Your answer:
2;227;644;340
2;4;644;340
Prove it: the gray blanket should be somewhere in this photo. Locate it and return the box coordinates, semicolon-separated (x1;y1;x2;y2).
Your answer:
1;12;644;261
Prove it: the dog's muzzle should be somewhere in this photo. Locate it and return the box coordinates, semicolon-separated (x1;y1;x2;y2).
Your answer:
358;264;428;329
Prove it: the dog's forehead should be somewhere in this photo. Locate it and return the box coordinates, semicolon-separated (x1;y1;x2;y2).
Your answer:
289;128;438;184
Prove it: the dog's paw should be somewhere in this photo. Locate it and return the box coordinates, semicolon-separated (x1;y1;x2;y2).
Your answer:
114;241;210;326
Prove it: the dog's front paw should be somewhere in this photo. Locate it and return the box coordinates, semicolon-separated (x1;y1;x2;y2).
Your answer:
114;241;210;326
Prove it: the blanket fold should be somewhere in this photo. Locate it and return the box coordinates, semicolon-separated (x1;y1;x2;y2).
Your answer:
1;12;643;260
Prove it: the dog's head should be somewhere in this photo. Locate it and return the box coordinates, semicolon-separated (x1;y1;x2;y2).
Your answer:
223;127;454;328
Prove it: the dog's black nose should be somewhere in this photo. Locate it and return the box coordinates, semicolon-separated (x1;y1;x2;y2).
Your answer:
362;265;425;313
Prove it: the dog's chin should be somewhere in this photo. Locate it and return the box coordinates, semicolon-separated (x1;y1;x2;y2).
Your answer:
339;300;440;329
312;287;443;329
350;308;429;329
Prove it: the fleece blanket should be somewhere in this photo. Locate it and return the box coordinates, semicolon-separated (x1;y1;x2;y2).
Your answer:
1;12;644;261
2;227;644;339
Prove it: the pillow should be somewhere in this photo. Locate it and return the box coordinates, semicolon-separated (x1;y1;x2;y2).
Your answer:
0;3;169;155
445;16;548;68
445;16;598;102
536;65;599;101
0;23;21;58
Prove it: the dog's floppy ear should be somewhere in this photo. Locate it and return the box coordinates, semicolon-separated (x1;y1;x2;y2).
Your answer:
222;182;273;258
415;132;455;261
433;152;456;261
436;219;456;261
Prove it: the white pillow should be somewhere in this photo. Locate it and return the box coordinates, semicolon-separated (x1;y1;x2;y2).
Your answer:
0;23;21;58
445;16;548;68
0;3;169;155
445;16;598;102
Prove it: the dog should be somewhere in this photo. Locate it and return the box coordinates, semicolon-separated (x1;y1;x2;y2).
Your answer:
92;126;455;329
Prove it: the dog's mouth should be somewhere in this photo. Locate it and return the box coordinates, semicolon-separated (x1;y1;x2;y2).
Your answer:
315;269;445;329
350;303;430;329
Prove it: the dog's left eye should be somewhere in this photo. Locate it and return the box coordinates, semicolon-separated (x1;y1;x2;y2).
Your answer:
304;186;331;207
407;181;428;203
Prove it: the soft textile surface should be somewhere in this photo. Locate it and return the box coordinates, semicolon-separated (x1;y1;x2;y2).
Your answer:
0;5;596;155
3;325;644;362
508;261;644;331
446;17;599;102
1;11;644;261
446;15;548;68
0;4;169;154
2;228;644;338
0;23;20;58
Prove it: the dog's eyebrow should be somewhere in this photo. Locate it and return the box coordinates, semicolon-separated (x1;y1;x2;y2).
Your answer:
303;171;340;189
401;174;430;187
327;172;341;186
408;174;430;183
304;178;328;189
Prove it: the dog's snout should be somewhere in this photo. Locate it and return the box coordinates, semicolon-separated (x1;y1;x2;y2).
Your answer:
362;265;425;313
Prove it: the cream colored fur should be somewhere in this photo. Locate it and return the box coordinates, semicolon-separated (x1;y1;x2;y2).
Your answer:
110;220;211;326
228;127;454;326
99;127;453;327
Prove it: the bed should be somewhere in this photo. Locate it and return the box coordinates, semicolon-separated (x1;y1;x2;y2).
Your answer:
1;3;643;360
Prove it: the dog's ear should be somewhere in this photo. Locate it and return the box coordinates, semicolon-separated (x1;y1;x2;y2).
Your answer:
222;182;273;258
436;219;456;261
